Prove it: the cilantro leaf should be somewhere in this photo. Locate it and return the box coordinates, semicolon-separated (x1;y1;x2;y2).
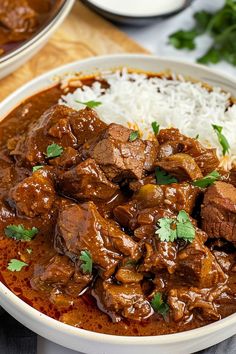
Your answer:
193;170;220;188
7;259;28;272
155;167;178;185
151;121;160;135
198;47;221;64
129;131;140;142
176;220;195;241
168;1;236;67
5;224;38;241
151;292;169;319
156;210;195;243
156;218;177;242
46;143;63;159
79;250;93;274
32;165;44;172
169;29;198;50
75;100;102;108
212;124;230;155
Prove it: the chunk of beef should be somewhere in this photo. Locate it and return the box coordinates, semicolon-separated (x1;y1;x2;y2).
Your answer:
65;265;92;296
176;230;227;288
31;255;74;291
115;267;143;284
157;128;219;175
58;158;118;202
55;202;140;277
49;147;81;169
83;123;158;182
141;239;178;274
114;183;199;232
168;284;229;322
201;181;236;244
92;279;153;322
228;167;236;187
9;169;55;217
134;182;200;214
11;106;106;167
157;153;203;181
0;0;37;33
69;107;107;144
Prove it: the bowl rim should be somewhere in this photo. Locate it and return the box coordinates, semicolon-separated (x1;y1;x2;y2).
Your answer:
81;0;191;19
0;0;75;64
0;53;236;345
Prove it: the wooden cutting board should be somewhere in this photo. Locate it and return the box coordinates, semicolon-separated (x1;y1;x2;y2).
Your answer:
0;1;148;101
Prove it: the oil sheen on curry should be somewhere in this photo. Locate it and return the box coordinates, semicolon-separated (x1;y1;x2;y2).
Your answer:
1;76;236;337
0;0;61;56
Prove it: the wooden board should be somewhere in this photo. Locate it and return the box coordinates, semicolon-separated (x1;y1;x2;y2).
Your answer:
0;1;148;101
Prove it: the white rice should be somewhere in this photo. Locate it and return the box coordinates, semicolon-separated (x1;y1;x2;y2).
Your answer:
59;69;236;169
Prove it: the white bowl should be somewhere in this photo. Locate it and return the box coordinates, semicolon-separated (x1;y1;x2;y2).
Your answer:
0;54;236;354
0;0;74;79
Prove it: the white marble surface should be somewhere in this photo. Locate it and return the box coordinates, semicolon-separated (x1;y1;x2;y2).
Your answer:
38;0;236;353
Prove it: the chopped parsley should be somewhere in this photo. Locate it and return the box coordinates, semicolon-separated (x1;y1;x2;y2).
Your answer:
7;259;28;272
46;143;63;159
75;100;102;109
156;210;195;243
4;224;38;242
151;292;169;319
129;131;140;142
80;250;93;274
212;124;230;156
193;170;220;188
32;165;44;172
168;2;236;67
151;121;160;135
155;167;177;185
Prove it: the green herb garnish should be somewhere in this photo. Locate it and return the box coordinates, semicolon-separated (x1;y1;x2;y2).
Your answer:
5;224;38;242
155;167;177;185
168;2;236;66
79;250;93;274
46;143;63;159
151;121;160;135
129;131;140;142
7;259;28;272
151;292;169;319
212;124;230;156
193;170;220;188
156;210;195;243
32;165;44;172
75;100;102;109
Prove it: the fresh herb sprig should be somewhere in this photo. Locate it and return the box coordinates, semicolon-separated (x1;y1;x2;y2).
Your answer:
151;292;169;319
80;250;93;274
5;224;38;242
151;121;160;135
155;167;177;185
156;210;195;243
193;170;220;188
129;131;140;142
33;165;44;172
7;259;28;272
75;100;102;109
169;1;236;66
46;143;63;159
212;124;230;155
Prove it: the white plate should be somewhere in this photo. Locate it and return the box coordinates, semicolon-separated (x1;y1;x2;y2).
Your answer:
0;54;236;354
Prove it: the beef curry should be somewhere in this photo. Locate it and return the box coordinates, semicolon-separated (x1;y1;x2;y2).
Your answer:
0;78;236;336
0;0;61;57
